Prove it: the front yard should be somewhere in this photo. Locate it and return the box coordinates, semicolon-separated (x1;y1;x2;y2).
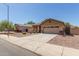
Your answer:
1;33;79;55
48;35;79;49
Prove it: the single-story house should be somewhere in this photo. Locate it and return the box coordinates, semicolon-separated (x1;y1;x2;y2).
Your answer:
15;24;33;33
15;18;65;34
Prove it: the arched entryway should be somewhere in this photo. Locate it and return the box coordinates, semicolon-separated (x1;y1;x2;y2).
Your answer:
26;29;28;32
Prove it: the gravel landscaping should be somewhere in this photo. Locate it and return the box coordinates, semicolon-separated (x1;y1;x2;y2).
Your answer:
9;32;38;37
48;35;79;49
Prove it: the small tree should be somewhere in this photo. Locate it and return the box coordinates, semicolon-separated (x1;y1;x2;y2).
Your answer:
65;22;71;27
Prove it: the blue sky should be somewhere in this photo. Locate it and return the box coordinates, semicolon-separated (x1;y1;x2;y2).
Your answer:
0;3;79;26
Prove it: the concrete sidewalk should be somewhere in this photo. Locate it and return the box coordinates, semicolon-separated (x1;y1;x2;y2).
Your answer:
0;34;79;56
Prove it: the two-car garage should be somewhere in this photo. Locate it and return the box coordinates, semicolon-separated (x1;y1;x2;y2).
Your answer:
43;26;61;34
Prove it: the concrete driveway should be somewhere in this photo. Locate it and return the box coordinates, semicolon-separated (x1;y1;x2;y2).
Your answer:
20;33;57;43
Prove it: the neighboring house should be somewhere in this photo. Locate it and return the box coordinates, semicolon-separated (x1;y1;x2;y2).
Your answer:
15;24;33;33
15;18;65;34
70;26;79;35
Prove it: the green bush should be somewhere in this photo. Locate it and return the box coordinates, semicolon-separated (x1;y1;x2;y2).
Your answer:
0;20;15;31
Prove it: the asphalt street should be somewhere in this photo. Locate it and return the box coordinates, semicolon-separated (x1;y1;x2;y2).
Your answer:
0;38;39;56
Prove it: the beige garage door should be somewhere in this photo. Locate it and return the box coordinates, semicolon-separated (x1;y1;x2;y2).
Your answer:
43;28;60;34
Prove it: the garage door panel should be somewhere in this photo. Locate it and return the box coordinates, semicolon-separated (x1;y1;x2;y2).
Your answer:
43;28;60;34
